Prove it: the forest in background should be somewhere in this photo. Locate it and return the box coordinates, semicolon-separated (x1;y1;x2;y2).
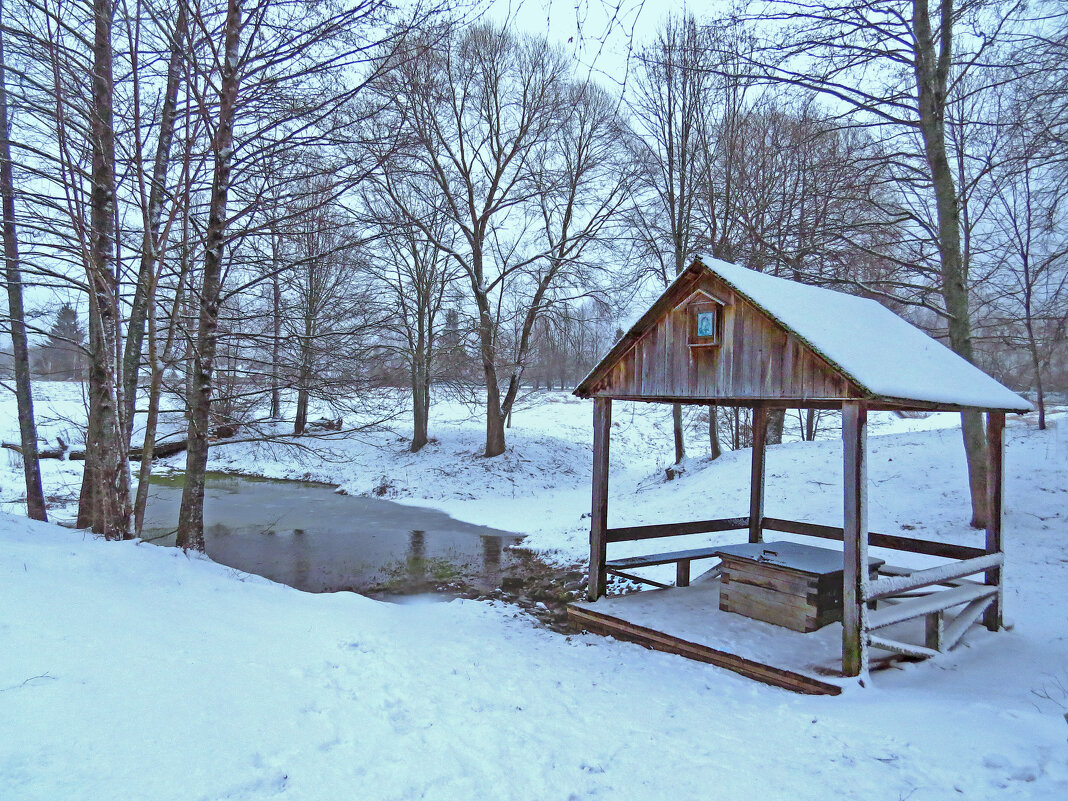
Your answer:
1;0;1066;544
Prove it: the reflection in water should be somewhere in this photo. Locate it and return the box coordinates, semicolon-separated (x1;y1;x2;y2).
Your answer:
407;530;427;583
482;535;502;583
141;473;524;594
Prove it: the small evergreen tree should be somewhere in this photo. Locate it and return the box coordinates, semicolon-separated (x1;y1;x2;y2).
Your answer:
41;303;85;380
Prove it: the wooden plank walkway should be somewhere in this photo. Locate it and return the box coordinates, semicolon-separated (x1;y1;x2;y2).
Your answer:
567;603;843;696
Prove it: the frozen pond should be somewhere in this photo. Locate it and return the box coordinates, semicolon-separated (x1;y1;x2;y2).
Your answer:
141;473;525;595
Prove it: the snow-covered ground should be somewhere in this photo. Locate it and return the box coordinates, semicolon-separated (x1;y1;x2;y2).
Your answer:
1;382;1067;799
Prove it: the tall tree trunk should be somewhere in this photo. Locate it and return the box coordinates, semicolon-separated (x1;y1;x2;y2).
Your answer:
1027;339;1045;430
132;271;163;536
1023;312;1045;430
122;3;188;441
672;403;685;463
708;404;722;460
133;223;189;536
411;379;428;451
913;0;987;527
421;374;431;443
766;407;786;446
485;392;506;457
294;379;309;435
471;248;507;457
410;340;428;451
666;237;683;463
270;263;281;419
78;0;131;539
293;311;312;435
177;0;243;550
0;0;46;520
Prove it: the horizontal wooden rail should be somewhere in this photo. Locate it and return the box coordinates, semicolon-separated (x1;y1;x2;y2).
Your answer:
866;584;998;629
606;517;749;543
866;553;1004;602
604;568;671;590
867;634;939;660
761;517;988;560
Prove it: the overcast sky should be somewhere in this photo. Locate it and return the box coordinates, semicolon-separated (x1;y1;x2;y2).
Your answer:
484;0;698;94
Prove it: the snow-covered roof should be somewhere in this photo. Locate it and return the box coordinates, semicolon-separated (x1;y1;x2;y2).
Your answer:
708;259;1030;411
577;258;1032;412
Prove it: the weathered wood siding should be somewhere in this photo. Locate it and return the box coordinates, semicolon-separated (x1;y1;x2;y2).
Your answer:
588;273;856;402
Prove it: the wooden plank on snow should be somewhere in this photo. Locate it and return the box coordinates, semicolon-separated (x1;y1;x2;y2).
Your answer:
566;605;842;696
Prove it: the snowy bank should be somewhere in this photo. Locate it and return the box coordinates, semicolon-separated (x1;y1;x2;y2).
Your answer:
1;385;1067;798
2;511;1067;800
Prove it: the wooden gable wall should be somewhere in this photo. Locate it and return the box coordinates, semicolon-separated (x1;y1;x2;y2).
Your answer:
587;272;858;403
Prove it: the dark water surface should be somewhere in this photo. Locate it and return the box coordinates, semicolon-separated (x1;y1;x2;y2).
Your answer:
142;473;525;595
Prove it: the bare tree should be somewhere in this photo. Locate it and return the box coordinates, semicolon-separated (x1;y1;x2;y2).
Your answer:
986;145;1068;429
721;0;1033;526
0;0;46;520
364;179;459;451
175;0;244;549
1018;4;1068;171
627;14;714;464
379;24;630;457
175;0;419;548
120;0;190;441
279;195;379;435
4;0;203;537
131;86;201;537
77;0;133;538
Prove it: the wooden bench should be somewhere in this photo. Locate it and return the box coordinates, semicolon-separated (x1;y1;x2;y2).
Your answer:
605;547;724;588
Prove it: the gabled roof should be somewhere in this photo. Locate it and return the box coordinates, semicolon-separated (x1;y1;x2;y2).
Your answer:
575;257;1032;412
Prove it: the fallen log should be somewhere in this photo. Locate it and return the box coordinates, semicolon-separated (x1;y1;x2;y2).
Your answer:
2;442;70;460
5;436;215;461
1;425;341;464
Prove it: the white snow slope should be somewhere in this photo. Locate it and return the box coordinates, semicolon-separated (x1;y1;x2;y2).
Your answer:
1;385;1067;799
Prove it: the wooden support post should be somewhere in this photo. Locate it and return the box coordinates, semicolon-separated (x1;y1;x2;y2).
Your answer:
925;612;945;652
984;411;1005;631
749;405;768;544
588;397;612;601
842;401;869;678
676;560;691;588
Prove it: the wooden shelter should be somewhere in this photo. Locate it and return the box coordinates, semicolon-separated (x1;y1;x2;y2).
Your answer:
570;257;1031;688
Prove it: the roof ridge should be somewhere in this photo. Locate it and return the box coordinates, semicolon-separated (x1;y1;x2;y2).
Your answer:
697;258;876;400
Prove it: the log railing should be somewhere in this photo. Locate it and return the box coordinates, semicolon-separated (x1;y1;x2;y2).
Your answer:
761;517;987;560
605;517;749;543
864;553;1004;603
598;515;999;613
602;515;988;560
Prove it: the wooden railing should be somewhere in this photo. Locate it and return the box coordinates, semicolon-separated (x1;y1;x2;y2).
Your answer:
865;553;1004;602
605;517;749;543
761;517;987;560
603;515;987;562
593;513;1002;662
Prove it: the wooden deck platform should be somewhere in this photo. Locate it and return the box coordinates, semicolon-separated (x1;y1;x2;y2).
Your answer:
568;571;993;695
